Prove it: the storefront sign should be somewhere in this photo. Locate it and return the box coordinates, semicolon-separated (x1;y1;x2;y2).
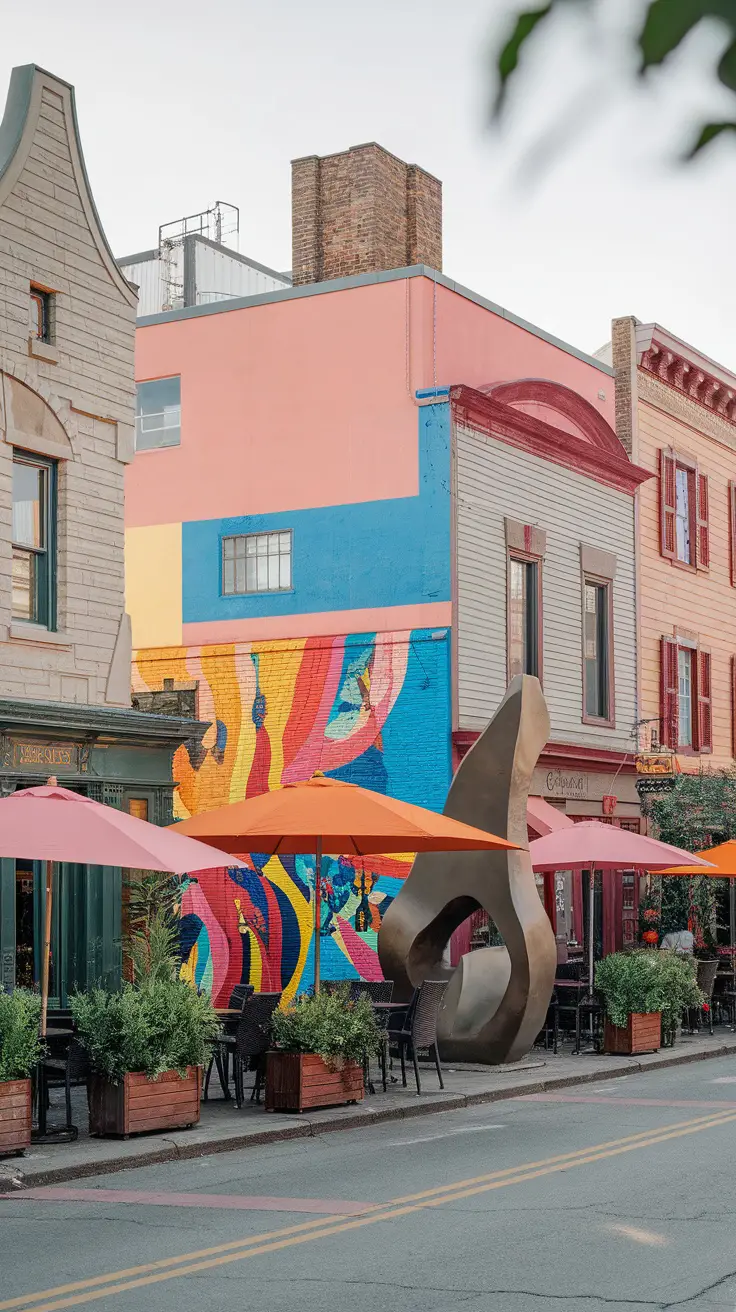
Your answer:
545;770;589;800
0;739;88;773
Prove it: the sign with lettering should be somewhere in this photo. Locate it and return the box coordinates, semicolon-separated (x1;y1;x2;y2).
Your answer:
0;740;87;773
545;770;589;800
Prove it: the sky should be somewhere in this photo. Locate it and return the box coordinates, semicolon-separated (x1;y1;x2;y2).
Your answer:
2;0;735;366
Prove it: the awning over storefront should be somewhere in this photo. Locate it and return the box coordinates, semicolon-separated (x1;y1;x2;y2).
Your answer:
527;795;575;839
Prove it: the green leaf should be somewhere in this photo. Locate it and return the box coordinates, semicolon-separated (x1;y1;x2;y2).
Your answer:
639;0;736;71
687;118;736;154
718;36;736;91
494;5;553;117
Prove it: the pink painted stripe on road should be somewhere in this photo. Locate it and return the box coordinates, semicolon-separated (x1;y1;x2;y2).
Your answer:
524;1094;736;1109
0;1188;372;1214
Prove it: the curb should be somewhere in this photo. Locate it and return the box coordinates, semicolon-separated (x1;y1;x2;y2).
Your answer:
15;1039;736;1188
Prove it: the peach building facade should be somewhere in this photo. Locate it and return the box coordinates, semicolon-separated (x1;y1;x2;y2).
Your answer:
611;318;736;771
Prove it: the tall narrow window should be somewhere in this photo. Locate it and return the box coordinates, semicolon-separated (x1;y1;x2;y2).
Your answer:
11;451;56;628
508;557;539;679
30;285;53;344
583;579;612;722
135;376;181;450
675;467;691;564
678;647;693;747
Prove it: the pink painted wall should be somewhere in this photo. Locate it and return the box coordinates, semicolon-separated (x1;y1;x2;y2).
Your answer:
126;275;613;530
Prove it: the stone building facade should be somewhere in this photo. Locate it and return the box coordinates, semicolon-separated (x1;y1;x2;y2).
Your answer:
0;65;205;1004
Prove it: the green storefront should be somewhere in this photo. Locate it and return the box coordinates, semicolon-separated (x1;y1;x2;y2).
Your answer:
0;698;205;1007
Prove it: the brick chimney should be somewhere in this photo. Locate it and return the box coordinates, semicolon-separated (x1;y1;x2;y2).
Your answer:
291;142;442;286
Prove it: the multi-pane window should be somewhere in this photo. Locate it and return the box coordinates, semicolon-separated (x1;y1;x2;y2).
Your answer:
583;579;612;721
675;467;692;564
135;377;181;450
30;285;53;343
222;531;292;595
508;556;539;679
12;451;56;627
678;647;694;748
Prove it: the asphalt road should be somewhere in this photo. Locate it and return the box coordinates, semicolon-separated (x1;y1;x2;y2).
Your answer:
4;1056;736;1311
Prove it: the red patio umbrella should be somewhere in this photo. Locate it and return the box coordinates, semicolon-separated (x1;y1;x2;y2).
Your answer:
0;781;245;1034
529;822;712;995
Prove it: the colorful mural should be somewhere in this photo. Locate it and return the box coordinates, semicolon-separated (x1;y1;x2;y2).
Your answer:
133;627;451;1003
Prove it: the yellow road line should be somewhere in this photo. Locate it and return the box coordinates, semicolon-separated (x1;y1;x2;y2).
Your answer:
5;1107;736;1312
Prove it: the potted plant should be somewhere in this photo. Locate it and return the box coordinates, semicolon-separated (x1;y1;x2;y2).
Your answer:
71;979;219;1138
266;986;381;1113
0;989;42;1156
596;951;667;1054
656;950;703;1045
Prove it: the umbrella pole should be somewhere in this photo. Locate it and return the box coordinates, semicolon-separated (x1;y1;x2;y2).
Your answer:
314;838;322;996
588;868;595;999
40;860;53;1038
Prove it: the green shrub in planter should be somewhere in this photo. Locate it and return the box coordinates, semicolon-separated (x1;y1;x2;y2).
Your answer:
0;989;43;1082
71;980;220;1082
595;950;702;1030
272;986;382;1069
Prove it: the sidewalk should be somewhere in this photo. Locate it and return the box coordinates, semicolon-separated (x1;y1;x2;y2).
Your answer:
8;1028;736;1189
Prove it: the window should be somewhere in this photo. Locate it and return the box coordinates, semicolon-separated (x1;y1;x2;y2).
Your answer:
583;579;612;722
135;377;181;450
507;556;540;679
222;531;292;595
11;451;56;627
729;483;736;587
678;648;693;747
661;638;712;753
660;449;709;568
127;799;149;821
30;285;53;344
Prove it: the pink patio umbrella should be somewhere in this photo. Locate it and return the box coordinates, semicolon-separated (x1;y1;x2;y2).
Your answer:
529;822;713;996
0;781;245;1035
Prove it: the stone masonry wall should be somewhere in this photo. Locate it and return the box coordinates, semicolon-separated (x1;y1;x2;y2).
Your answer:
0;69;137;706
291;142;442;286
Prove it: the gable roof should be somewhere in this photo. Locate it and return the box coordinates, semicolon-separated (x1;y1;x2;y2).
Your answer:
0;64;136;308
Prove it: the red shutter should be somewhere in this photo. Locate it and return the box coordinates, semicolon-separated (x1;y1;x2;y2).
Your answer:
724;482;729;585
697;648;712;753
696;472;710;569
660;450;676;559
660;637;679;749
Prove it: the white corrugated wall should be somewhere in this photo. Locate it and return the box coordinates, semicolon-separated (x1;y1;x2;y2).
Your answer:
455;422;636;752
194;242;290;304
119;257;165;316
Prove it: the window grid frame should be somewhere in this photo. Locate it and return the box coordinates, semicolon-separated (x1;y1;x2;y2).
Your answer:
11;447;57;630
221;529;293;597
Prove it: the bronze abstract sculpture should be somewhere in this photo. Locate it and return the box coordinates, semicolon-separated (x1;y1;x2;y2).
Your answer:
378;675;556;1064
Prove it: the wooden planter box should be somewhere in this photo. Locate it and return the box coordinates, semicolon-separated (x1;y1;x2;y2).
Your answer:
265;1052;364;1113
604;1012;661;1055
0;1079;31;1157
88;1067;202;1138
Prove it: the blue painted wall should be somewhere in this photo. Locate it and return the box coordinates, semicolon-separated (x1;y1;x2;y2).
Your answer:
182;398;451;623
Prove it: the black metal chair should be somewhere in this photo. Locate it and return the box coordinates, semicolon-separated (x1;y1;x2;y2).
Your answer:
39;1037;89;1140
388;979;446;1095
689;958;719;1035
204;983;256;1100
536;992;559;1053
355;980;394;1092
231;992;281;1107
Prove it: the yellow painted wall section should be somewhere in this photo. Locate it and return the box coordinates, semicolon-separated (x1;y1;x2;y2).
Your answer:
637;388;736;771
125;523;183;649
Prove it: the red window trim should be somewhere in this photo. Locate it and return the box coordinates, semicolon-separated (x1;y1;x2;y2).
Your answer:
660;636;712;754
581;573;615;729
506;546;544;686
729;483;736;587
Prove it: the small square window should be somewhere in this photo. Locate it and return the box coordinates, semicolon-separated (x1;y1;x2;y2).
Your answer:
222;531;292;595
30;286;54;344
135;377;181;450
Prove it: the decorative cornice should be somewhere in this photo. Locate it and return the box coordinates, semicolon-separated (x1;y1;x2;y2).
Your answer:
638;370;736;451
0;697;209;746
640;337;736;426
452;731;636;773
450;383;651;497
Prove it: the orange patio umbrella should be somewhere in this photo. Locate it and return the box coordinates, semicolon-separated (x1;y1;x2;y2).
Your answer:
659;840;736;960
171;774;519;992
